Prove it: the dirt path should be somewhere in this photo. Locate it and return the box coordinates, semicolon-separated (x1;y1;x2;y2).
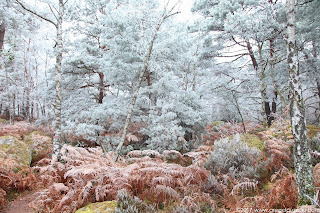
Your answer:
0;191;38;213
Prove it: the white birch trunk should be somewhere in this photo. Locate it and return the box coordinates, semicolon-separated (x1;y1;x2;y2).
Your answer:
286;0;315;205
16;0;64;162
52;0;64;162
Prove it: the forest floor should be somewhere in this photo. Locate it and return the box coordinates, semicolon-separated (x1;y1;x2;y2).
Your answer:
0;190;38;213
0;119;319;212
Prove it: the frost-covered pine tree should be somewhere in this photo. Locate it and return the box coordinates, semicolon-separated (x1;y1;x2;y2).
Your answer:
192;0;289;125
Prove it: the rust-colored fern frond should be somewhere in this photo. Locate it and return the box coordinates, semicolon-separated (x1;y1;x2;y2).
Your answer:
231;180;258;196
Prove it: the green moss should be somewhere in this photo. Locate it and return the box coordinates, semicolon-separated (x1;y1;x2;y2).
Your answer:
211;121;224;126
0;136;32;171
0;135;13;139
252;127;267;134
6;190;20;202
0;118;6;123
241;134;264;151
76;200;117;213
217;134;263;151
76;201;117;213
24;131;52;164
262;182;273;191
307;125;320;139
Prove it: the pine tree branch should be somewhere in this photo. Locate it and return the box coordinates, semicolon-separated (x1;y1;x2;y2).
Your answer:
16;0;57;27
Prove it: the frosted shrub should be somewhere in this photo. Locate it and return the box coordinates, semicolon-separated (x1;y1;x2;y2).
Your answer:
115;189;155;213
205;134;261;179
201;174;224;195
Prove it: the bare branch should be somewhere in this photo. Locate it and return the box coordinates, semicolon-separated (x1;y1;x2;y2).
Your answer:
16;0;57;27
297;0;315;6
231;36;247;48
48;4;59;22
165;11;181;19
0;75;18;86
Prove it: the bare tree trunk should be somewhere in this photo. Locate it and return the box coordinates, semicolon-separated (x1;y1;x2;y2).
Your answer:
16;0;65;161
12;94;15;124
8;95;13;124
231;90;246;133
98;72;104;104
24;39;31;122
5;66;12;124
246;41;269;126
113;7;179;161
52;0;64;162
286;0;314;205
5;108;9;121
0;22;5;50
192;33;201;91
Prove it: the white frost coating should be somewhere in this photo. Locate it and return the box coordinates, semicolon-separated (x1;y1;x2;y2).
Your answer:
296;144;301;156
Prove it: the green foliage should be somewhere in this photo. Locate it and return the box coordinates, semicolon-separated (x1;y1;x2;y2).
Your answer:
241;134;264;152
307;125;320;139
0;136;32;171
211;121;224;127
75;201;117;213
0;49;15;61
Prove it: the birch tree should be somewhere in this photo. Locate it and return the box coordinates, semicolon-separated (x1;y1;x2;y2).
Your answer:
286;0;315;205
16;0;65;162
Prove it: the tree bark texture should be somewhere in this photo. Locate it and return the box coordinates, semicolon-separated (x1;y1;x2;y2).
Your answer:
0;22;5;50
98;72;104;104
286;0;315;205
52;0;64;162
24;39;31;122
246;41;270;126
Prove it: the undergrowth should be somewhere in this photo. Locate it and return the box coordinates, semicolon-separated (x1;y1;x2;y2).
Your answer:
28;144;212;213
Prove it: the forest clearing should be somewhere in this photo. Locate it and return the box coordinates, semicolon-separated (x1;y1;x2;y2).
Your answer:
1;0;320;212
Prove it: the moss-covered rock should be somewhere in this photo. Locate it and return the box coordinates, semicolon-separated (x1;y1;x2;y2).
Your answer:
0;136;32;171
211;121;224;127
24;131;52;163
219;134;264;151
75;201;117;213
241;134;264;151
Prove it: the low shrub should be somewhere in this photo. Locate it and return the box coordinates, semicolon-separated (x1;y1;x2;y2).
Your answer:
204;134;261;180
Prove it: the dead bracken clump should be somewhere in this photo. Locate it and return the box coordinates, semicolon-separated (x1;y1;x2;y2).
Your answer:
0;166;38;209
268;167;298;209
0;122;35;139
28;144;213;213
